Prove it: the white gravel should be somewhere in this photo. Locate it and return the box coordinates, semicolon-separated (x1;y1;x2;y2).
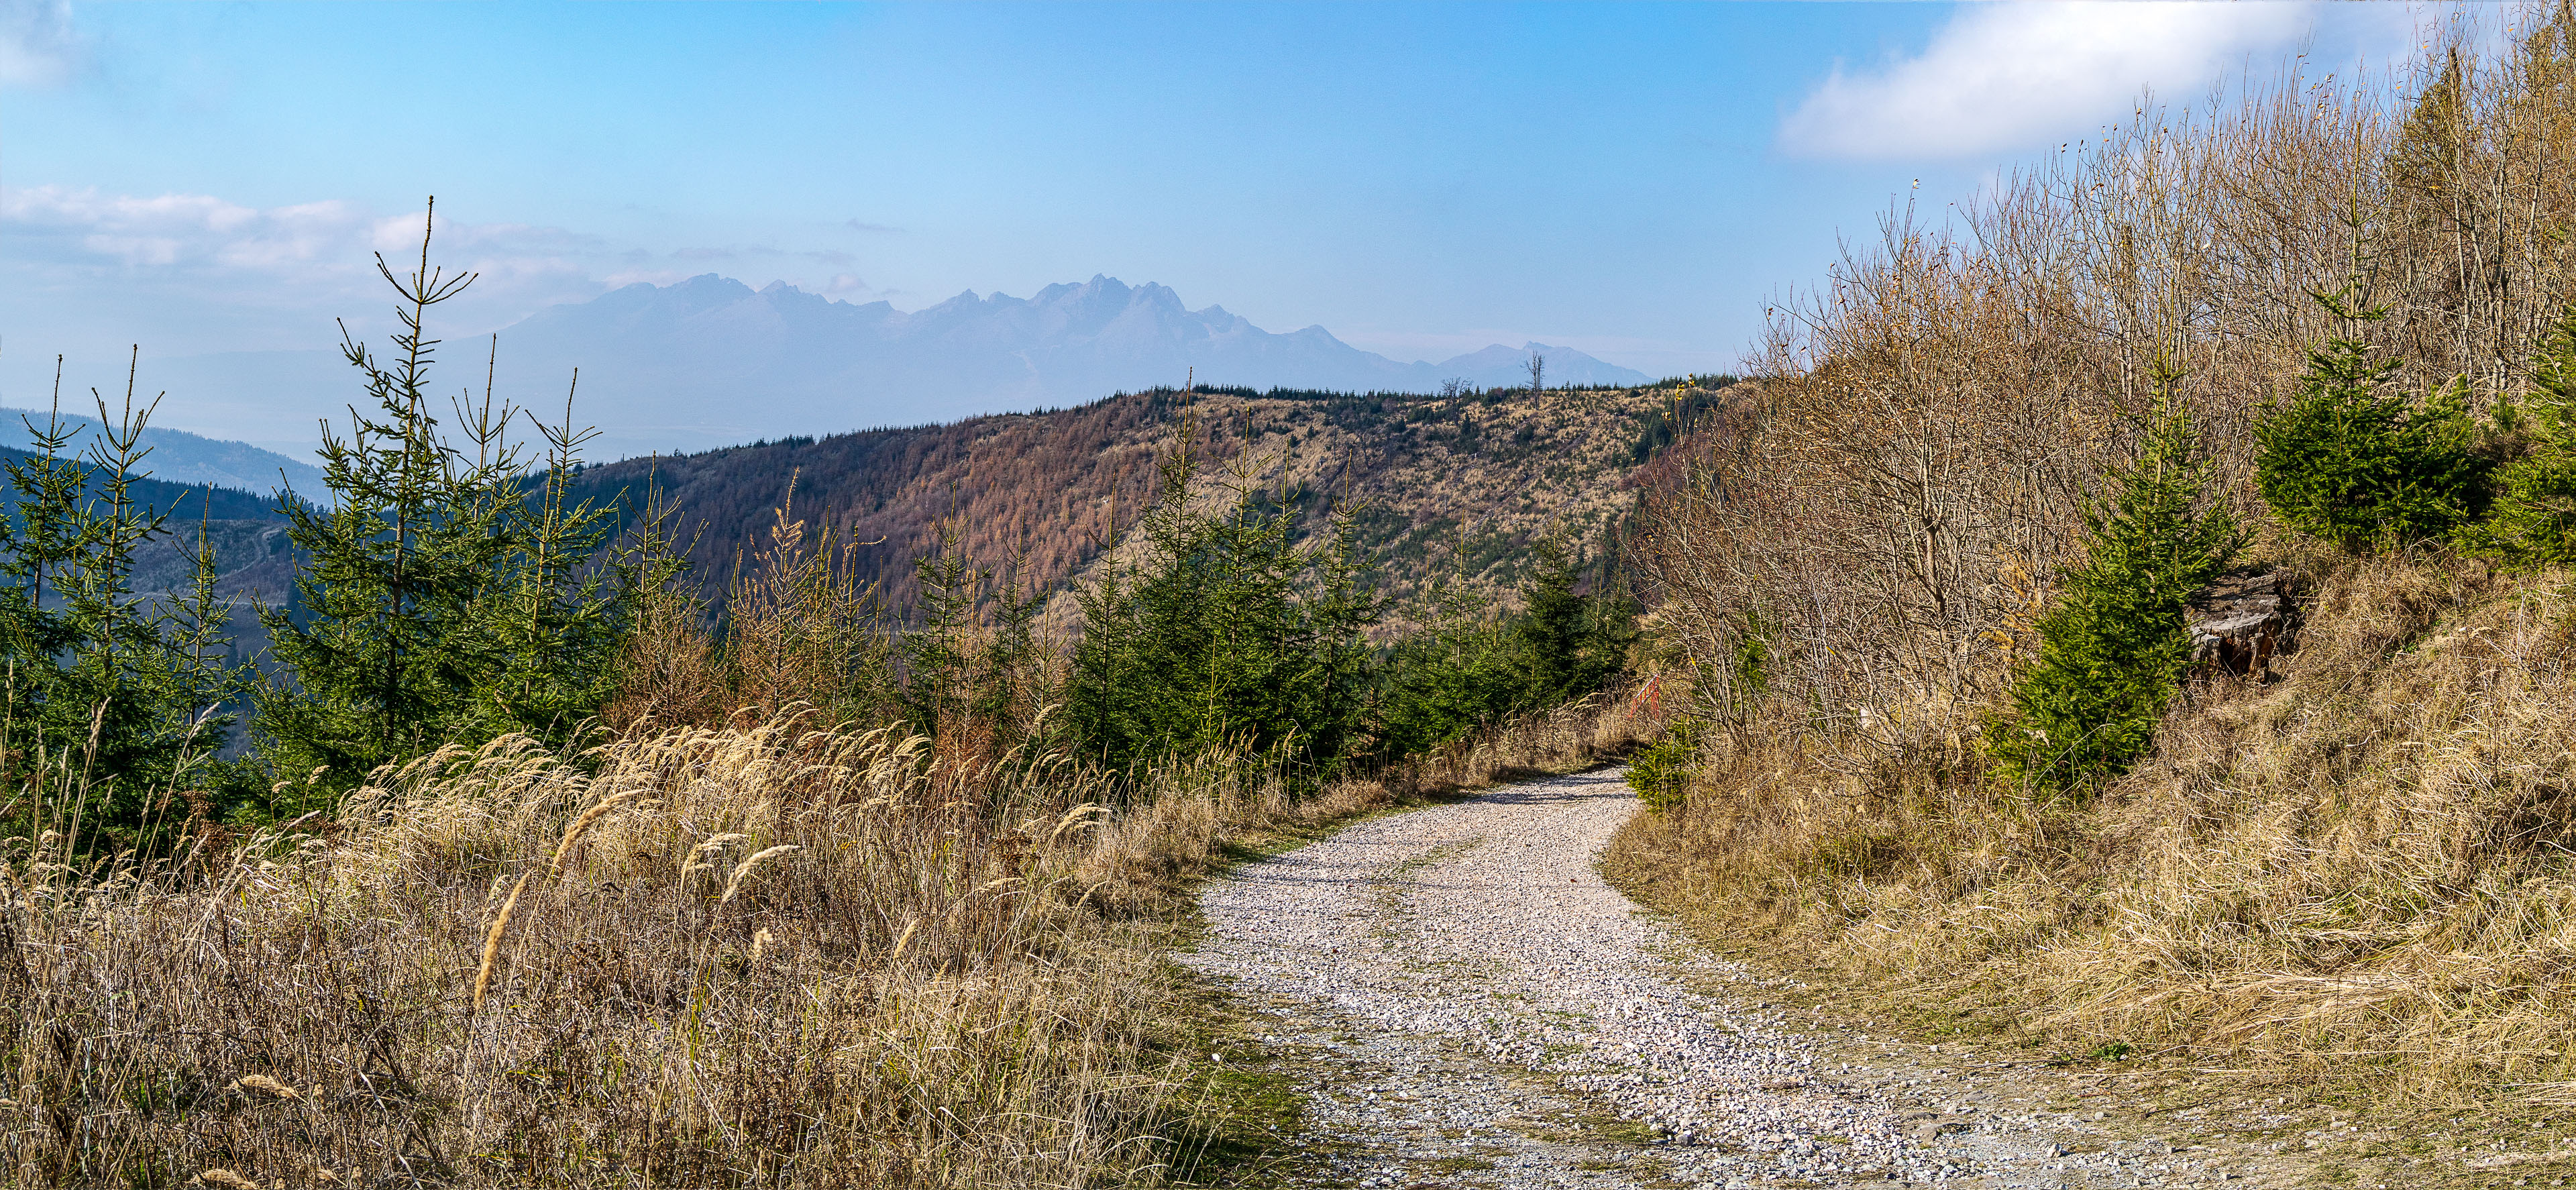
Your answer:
1181;766;2247;1189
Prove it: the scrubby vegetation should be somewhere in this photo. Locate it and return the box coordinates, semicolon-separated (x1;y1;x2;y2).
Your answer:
1612;7;2576;1110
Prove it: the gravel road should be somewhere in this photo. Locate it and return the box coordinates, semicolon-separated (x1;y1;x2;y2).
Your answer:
1181;766;2324;1189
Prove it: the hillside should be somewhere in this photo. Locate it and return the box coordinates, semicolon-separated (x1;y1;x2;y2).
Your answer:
0;407;323;495
563;380;1706;624
1601;11;2576;1121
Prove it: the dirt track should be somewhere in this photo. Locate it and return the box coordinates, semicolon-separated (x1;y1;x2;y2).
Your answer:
1181;767;2343;1189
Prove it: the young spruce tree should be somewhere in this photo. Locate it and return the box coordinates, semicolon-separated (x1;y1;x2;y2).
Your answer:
1067;414;1375;780
0;356;252;854
2254;288;2487;551
2463;303;2576;567
256;201;624;804
1514;538;1633;705
1990;384;2238;792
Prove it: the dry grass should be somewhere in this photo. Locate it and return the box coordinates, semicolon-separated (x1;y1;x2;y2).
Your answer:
0;691;1649;1188
2;715;1172;1188
1611;555;2576;1105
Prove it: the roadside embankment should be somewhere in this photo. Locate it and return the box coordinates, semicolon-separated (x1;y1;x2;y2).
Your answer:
1608;555;2576;1107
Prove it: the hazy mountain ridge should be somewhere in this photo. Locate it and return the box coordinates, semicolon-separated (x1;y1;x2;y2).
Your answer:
0;406;324;496
37;274;1656;464
496;273;1651;459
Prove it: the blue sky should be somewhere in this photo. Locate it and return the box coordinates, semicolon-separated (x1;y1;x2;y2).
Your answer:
2;1;2430;437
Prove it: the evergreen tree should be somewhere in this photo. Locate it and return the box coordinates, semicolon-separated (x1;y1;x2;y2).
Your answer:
0;358;250;854
1067;419;1376;779
468;393;625;743
1990;388;2239;792
2463;304;2576;567
896;516;1057;769
902;513;981;744
1515;539;1633;704
2254;290;2488;551
1371;583;1531;759
256;202;625;803
1369;541;1638;761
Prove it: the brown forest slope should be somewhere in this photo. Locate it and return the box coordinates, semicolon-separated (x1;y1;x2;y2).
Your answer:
564;381;1716;620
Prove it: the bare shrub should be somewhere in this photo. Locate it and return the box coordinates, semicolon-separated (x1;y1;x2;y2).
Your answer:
1619;7;2576;1103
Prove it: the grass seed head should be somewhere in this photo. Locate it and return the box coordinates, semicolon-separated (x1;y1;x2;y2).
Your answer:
720;845;802;904
230;1073;300;1101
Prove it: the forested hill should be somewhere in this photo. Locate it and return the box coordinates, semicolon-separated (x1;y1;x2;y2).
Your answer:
0;445;286;523
0;445;299;600
561;380;1726;618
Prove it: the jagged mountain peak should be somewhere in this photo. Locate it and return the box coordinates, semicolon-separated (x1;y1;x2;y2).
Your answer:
457;274;1658;459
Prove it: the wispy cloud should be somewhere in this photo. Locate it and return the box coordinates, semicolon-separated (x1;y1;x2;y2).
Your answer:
1778;1;2315;162
3;186;602;288
1;186;612;352
0;0;81;89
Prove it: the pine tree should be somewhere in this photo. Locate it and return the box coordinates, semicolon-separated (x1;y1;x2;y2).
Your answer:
1991;386;2239;792
2465;304;2576;566
1371;582;1532;759
255;202;626;803
902;512;981;745
2254;290;2487;551
1514;539;1632;705
1067;416;1377;779
0;356;250;854
468;392;625;743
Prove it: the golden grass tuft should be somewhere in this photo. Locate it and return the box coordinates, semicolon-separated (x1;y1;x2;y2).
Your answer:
470;871;530;1014
229;1075;301;1101
718;843;802;904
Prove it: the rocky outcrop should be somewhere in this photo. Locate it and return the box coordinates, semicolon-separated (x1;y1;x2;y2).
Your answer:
2188;569;2298;680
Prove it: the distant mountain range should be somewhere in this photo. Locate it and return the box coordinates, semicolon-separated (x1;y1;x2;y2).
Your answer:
68;276;1652;462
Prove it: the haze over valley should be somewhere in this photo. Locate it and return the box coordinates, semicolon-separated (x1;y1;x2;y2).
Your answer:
77;273;1650;461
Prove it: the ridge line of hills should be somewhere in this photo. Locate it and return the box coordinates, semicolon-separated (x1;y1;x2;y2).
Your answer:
561;380;1718;626
30;274;1658;462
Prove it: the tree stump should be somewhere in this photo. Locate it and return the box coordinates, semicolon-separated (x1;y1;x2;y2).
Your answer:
2187;570;2298;680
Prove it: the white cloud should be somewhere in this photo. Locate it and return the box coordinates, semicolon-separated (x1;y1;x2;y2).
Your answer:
0;186;600;280
1778;1;2315;161
0;0;80;89
0;186;611;356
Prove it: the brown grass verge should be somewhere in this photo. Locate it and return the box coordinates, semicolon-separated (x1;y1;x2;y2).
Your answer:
0;696;1648;1189
1608;555;2576;1110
